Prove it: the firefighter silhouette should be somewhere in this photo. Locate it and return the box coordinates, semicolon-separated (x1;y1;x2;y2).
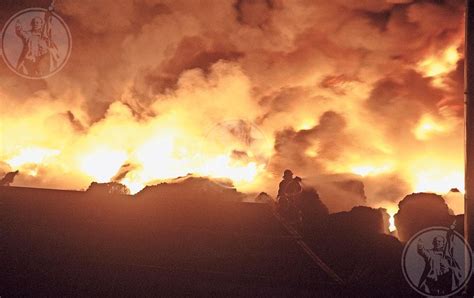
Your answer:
277;170;303;222
0;170;19;186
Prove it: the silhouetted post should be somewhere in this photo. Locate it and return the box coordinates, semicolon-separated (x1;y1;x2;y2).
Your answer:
465;0;474;293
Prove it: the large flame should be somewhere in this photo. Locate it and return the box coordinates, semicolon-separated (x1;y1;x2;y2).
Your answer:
5;106;461;196
79;148;128;183
0;63;275;194
417;46;459;78
412;114;448;141
76;123;270;194
6;147;60;176
0;0;466;219
350;164;394;177
417;46;461;87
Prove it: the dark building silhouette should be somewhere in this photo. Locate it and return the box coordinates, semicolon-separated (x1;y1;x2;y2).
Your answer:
395;193;454;242
86;181;130;195
1;183;415;296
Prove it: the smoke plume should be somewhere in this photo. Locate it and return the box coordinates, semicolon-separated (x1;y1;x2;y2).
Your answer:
0;0;466;213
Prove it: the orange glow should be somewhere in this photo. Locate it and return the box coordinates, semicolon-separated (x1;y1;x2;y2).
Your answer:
417;46;460;77
5;147;60;176
200;155;259;184
121;177;145;195
386;207;397;233
408;155;464;194
412;170;463;194
6;147;60;169
350;164;394;177
0;36;464;212
51;113;272;193
305;148;318;158
75;133;267;193
417;46;461;87
378;203;398;232
413;114;447;141
297;119;316;131
389;216;396;233
79;148;128;183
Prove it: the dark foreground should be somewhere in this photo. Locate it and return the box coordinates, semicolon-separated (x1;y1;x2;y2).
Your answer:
1;186;416;297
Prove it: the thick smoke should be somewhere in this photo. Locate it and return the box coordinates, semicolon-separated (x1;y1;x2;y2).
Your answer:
0;0;466;212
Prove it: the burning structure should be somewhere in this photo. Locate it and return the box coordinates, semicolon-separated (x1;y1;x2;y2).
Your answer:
0;0;468;215
1;0;474;295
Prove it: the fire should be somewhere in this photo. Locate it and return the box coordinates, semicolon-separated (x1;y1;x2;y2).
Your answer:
6;147;60;169
0;97;463;204
76;136;266;194
200;155;259;184
5;147;60;176
63;115;271;194
413;170;463;194
77;145;264;194
131;133;191;181
0;23;465;207
79;148;128;183
417;46;460;79
408;113;463;194
413;114;447;141
297;119;317;131
387;209;397;233
121;177;145;195
350;164;394;177
416;45;462;87
380;203;398;233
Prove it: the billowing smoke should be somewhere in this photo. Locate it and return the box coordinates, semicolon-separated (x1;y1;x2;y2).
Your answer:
0;0;466;213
